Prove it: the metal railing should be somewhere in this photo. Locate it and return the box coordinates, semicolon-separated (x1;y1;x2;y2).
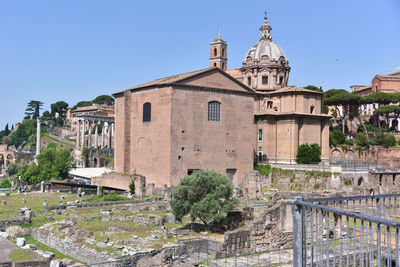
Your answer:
293;194;400;266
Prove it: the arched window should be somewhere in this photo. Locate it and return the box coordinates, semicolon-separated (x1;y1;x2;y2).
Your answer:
208;101;221;121
214;48;217;57
143;102;151;122
222;62;225;69
213;62;217;67
222;48;225;56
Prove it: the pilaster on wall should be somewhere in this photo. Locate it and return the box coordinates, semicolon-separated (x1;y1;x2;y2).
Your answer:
123;91;131;174
321;120;330;160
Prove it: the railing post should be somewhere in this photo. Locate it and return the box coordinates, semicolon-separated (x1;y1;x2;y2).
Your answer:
293;196;304;267
377;197;382;267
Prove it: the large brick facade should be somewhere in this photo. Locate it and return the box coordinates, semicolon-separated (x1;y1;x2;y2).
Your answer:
113;68;255;187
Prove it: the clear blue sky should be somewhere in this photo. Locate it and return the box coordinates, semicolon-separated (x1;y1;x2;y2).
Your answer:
1;0;399;130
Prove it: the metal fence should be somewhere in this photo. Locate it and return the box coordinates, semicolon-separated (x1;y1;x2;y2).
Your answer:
330;159;390;171
293;194;400;266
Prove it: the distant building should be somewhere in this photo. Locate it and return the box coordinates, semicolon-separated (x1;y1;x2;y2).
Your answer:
351;67;400;126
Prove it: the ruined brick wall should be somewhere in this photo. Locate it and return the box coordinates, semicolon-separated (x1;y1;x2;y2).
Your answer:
91;172;146;196
250;201;293;251
242;171;265;200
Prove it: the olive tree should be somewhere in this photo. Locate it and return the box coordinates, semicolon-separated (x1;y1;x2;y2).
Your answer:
170;169;239;227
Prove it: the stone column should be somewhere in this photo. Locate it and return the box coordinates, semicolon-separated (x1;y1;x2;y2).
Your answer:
107;122;112;148
36;118;41;156
76;120;81;148
80;120;85;148
88;121;92;147
94;121;98;147
100;122;105;148
110;122;114;148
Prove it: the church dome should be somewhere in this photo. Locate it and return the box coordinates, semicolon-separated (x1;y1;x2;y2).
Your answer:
244;39;287;63
243;14;288;64
389;66;400;76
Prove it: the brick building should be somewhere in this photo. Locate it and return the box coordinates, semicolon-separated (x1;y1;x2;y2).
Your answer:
112;68;255;187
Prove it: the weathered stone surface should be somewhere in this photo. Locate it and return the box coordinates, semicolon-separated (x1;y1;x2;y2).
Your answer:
16;237;26;247
23;243;37;250
243;170;266;200
0;231;10;239
6;225;30;238
32;228;114;264
100;210;112;221
37;250;55;259
50;260;63;267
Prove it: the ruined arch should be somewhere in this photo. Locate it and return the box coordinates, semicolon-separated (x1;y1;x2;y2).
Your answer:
345;150;355;160
331;149;342;160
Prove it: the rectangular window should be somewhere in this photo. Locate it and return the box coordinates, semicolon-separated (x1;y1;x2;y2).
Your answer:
208;101;221;121
247;77;251;86
258;129;263;141
258;151;263;162
262;76;268;85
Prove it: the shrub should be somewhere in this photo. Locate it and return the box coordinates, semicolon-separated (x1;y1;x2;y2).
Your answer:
97;186;103;197
296;143;321;164
356;132;369;148
6;163;28;177
0;178;11;188
170;169;239;227
383;134;396;148
129;179;135;195
329;130;346;147
253;164;271;176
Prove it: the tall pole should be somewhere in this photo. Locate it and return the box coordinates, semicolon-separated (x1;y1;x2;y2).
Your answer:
36;118;41;156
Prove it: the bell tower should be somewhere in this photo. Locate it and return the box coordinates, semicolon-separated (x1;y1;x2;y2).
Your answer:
209;32;227;71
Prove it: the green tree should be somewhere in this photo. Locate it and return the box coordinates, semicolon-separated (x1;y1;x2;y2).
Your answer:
4;124;9;136
129;179;136;195
7;119;36;148
18;146;74;184
50;101;69;118
25;100;43;119
92;95;114;106
356;132;369;148
329;129;346;147
373;105;400;131
383;134;396;148
296;143;321;164
6;162;28;177
304;85;323;92
170;169;239;227
72;101;92;110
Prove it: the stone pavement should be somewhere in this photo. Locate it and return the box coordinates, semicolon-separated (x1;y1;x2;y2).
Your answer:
0;237;14;263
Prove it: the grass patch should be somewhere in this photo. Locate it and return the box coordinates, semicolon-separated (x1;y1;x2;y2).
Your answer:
9;248;39;261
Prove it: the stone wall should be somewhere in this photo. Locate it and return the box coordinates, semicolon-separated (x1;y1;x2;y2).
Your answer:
269;168;335;191
250;201;293;251
0;217;30;231
31;228;114;264
242;171;266;200
218;230;251;257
